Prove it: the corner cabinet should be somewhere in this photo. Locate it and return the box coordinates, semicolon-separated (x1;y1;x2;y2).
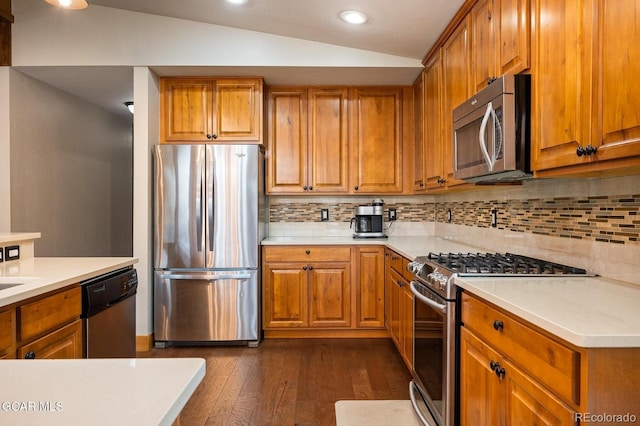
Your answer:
160;77;263;144
532;0;640;177
460;291;640;425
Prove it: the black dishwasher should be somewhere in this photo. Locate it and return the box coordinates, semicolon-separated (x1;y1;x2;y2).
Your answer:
81;267;138;358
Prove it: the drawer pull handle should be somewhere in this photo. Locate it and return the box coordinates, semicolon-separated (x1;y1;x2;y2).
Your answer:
493;320;504;331
305;250;311;255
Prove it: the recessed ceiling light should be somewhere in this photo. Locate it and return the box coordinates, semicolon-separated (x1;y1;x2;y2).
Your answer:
43;0;88;9
226;0;249;4
339;10;368;25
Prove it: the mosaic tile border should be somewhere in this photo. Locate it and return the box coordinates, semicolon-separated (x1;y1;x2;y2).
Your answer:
269;194;640;245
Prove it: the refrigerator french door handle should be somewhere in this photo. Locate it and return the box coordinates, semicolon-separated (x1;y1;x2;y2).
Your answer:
207;149;215;252
195;157;203;252
158;273;252;281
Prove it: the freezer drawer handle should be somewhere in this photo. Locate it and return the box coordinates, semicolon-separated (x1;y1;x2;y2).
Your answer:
159;273;252;280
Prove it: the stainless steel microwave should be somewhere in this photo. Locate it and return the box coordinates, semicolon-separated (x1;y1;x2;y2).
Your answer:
453;74;531;183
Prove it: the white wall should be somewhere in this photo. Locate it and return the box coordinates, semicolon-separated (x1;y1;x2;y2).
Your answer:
9;69;133;257
133;67;159;337
0;69;10;232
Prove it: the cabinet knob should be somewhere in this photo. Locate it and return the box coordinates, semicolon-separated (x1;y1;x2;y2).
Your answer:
305;249;311;255
397;280;403;287
576;146;585;157
303;266;308;271
308;265;313;271
493;320;504;331
489;360;498;371
495;366;506;380
354;186;359;191
24;351;36;359
206;133;218;140
303;186;308;190
308;186;313;191
585;144;598;155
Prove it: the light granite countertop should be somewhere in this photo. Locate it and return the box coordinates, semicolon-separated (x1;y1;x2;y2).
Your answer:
0;357;205;425
0;257;138;307
262;236;640;349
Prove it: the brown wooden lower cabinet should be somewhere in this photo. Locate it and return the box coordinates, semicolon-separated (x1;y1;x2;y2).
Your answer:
17;319;83;360
262;245;387;337
460;291;640;425
384;248;414;370
0;285;83;360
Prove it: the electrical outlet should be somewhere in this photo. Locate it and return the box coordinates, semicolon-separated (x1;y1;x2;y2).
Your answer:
5;245;19;261
491;209;498;228
321;208;329;221
447;209;452;223
0;247;3;263
389;208;397;221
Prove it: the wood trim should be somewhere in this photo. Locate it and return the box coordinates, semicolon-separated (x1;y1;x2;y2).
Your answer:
264;329;389;339
0;0;13;23
136;333;154;352
422;0;477;65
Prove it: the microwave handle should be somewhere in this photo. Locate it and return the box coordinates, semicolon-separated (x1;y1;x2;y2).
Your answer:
479;102;495;171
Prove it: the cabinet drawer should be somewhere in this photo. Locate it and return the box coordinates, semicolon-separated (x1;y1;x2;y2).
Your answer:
461;292;580;405
263;246;351;263
18;287;82;342
0;309;16;356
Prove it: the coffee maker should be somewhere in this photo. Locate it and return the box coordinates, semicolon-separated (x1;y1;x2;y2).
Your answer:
351;199;387;238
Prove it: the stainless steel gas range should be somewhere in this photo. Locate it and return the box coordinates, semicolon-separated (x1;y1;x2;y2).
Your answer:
407;252;589;426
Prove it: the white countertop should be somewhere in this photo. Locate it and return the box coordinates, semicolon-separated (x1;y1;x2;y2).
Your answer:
263;236;640;349
0;257;138;307
0;233;41;245
455;275;640;348
0;357;205;425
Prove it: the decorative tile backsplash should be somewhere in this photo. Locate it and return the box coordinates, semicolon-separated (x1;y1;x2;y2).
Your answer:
270;194;640;245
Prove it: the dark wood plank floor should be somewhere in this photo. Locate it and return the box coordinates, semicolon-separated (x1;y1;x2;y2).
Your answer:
140;338;412;426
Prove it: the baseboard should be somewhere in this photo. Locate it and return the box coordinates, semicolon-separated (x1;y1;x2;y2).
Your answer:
264;329;390;339
136;333;154;352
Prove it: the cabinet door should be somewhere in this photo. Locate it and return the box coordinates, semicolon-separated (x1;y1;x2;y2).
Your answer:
308;88;349;193
413;73;426;191
263;263;308;328
266;88;308;193
400;282;414;368
214;78;263;142
590;0;640;162
388;271;402;348
350;88;404;193
18;320;82;360
460;327;506;426
161;79;213;142
0;309;15;358
531;0;590;171
499;0;531;75
355;246;385;328
309;263;351;327
472;0;498;91
442;17;472;188
504;359;577;425
423;54;446;190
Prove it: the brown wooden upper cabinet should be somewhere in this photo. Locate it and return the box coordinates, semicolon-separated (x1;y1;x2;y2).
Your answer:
266;86;409;195
160;77;263;144
531;0;640;176
266;87;349;194
471;0;530;92
350;87;405;194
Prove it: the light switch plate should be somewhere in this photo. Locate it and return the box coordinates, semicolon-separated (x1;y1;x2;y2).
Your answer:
321;208;329;221
5;245;19;261
0;247;3;263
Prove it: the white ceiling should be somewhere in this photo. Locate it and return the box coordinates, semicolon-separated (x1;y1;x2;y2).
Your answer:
15;0;465;118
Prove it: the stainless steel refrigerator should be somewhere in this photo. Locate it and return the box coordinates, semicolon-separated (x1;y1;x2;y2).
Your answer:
153;144;266;347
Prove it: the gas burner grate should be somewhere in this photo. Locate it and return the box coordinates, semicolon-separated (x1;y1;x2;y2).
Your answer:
427;252;587;275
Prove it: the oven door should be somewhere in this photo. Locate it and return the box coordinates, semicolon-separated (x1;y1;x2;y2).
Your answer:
409;281;457;426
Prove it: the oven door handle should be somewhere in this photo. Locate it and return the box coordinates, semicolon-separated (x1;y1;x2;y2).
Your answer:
409;381;436;426
409;281;447;314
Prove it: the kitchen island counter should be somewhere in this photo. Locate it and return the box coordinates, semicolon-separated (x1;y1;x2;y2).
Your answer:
0;357;205;425
0;257;138;307
455;274;640;348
